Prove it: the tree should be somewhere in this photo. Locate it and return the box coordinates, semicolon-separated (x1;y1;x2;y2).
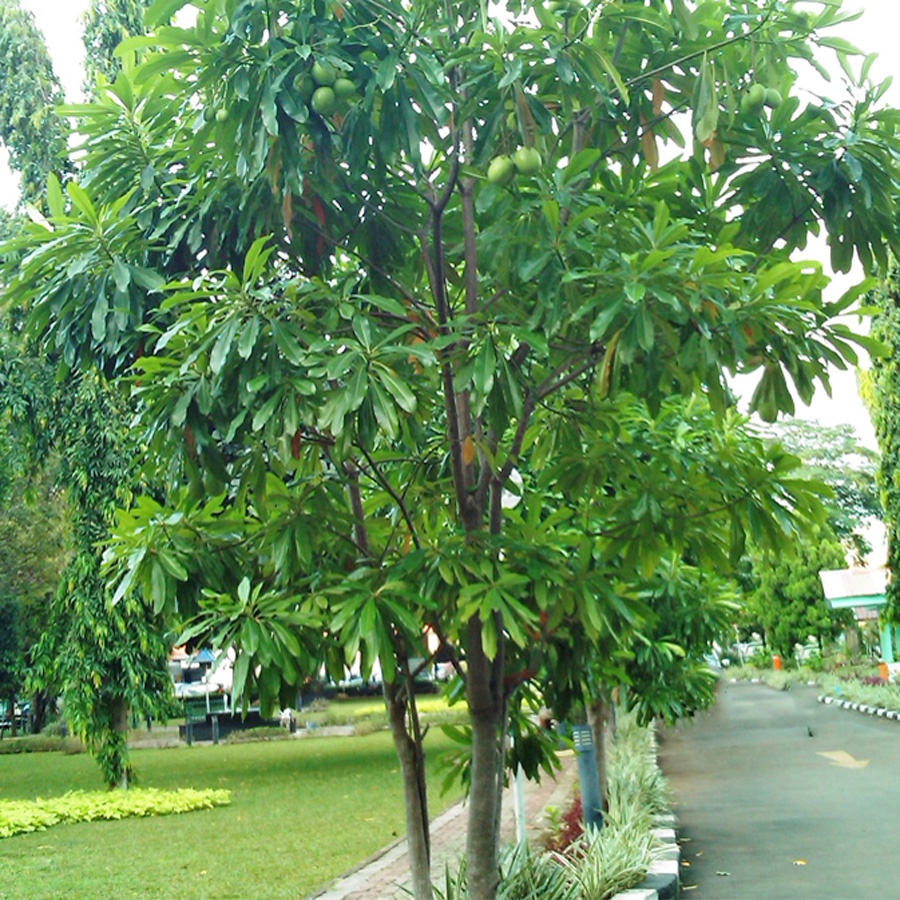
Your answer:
0;0;172;783
0;0;69;206
762;418;881;560
748;526;850;658
4;1;900;895
82;0;155;94
864;266;900;620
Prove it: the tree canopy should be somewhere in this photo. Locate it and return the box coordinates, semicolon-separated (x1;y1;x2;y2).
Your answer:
3;0;900;895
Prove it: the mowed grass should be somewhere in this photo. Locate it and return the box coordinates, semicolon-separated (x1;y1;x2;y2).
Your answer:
0;729;462;900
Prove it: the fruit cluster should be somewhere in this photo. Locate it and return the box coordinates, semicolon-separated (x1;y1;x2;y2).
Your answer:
741;82;782;115
487;146;543;186
295;60;357;117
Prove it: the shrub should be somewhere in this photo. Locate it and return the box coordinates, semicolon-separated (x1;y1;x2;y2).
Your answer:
0;788;231;839
224;726;291;744
0;734;85;755
437;712;666;899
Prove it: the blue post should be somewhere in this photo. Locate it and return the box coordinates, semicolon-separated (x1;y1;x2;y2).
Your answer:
880;622;895;663
572;724;603;831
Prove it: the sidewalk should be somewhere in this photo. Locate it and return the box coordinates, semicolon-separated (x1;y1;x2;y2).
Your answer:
311;750;578;900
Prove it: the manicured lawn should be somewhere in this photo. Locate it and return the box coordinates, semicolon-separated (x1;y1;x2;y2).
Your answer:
0;730;461;899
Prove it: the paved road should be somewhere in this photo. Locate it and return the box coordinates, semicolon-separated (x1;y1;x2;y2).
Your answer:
658;680;900;900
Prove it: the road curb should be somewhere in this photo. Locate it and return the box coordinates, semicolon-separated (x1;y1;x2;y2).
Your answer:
613;814;680;900
818;694;900;720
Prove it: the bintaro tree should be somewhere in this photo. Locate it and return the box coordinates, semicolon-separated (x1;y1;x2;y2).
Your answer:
4;0;900;895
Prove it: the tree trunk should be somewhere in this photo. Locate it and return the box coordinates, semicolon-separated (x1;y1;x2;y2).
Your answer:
383;679;433;900
465;616;505;900
587;696;611;811
30;689;50;734
111;695;130;790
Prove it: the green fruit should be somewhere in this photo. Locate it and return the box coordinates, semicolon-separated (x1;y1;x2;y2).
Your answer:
294;73;316;102
311;86;337;116
202;106;216;123
764;88;783;109
741;83;766;114
512;146;542;175
215;107;229;123
312;61;337;87
334;77;356;100
487;155;516;187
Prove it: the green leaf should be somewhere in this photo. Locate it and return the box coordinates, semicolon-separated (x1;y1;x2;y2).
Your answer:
144;0;193;27
375;365;416;414
210;317;239;374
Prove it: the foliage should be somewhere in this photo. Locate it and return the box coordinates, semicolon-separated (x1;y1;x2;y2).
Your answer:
0;733;85;755
4;0;900;894
761;418;881;559
0;787;231;839
439;714;666;900
747;526;850;657
82;1;155;94
25;373;174;788
865;265;900;621
0;0;69;205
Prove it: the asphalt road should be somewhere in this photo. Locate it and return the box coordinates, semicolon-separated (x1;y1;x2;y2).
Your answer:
658;680;900;900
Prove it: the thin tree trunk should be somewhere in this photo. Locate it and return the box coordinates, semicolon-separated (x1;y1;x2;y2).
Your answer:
110;695;129;790
465;616;505;900
384;679;433;900
587;696;610;811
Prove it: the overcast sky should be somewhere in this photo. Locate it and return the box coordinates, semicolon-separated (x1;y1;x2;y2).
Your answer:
3;0;899;447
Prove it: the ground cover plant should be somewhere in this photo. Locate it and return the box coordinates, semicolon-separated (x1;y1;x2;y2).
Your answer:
301;695;468;730
0;787;231;839
726;663;900;711
0;729;462;899
436;715;668;900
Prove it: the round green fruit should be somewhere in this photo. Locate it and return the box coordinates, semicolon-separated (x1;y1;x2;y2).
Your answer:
334;77;356;100
294;73;316;102
764;88;783;109
311;86;337;116
741;83;766;114
215;107;230;123
312;61;337;87
487;155;516;187
202;106;216;123
512;146;542;175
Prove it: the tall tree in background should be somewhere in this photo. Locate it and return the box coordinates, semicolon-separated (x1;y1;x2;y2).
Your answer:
5;0;900;894
82;0;154;93
763;419;881;560
0;0;69;206
865;266;900;619
748;526;850;657
0;0;171;786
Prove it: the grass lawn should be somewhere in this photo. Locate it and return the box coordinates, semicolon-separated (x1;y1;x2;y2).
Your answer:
0;729;462;899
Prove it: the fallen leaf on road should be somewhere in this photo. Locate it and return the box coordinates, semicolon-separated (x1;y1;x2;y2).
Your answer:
716;871;730;876
681;860;691;868
793;860;807;866
682;885;698;892
696;851;704;857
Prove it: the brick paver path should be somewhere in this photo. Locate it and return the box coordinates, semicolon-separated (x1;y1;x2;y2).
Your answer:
312;750;578;899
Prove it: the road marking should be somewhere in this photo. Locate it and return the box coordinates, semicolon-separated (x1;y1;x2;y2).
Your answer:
817;750;870;769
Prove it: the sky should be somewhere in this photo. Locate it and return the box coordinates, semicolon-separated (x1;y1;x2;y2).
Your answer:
2;0;900;448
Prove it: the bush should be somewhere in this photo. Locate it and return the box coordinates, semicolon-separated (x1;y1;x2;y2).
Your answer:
0;734;85;755
0;788;232;839
224;726;291;744
437;712;666;899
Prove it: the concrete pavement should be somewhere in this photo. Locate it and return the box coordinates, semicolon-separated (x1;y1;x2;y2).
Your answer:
659;680;900;900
